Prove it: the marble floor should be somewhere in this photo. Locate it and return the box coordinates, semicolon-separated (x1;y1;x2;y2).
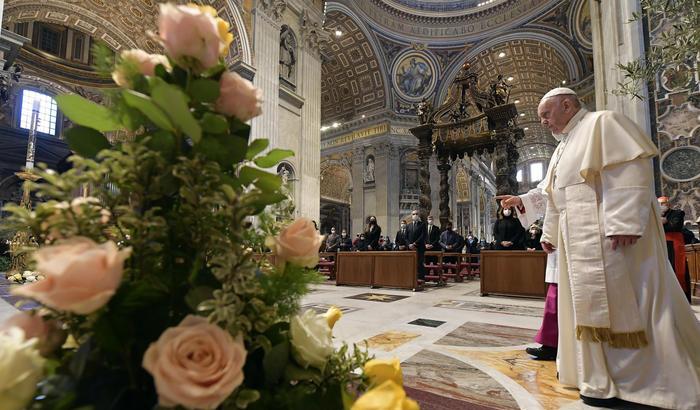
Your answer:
302;280;700;410
2;278;699;409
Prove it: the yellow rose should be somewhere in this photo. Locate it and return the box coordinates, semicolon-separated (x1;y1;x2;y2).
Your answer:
323;306;342;329
364;358;403;387
352;380;419;410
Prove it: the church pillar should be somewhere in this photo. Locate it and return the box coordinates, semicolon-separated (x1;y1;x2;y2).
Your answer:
437;154;452;229
297;10;326;221
250;1;286;147
590;0;651;134
350;146;365;236
386;143;401;240
373;141;396;236
413;126;433;219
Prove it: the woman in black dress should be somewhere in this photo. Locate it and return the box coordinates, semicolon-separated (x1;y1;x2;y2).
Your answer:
493;206;525;250
364;215;382;251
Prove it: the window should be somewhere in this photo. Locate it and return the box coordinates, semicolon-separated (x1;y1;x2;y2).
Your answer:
39;26;61;55
19;90;58;136
73;34;84;60
530;162;544;182
14;22;29;37
516;169;523;182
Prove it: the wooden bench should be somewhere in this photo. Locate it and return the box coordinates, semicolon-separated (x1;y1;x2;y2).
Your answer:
480;250;547;298
335;251;420;291
687;244;700;297
317;252;337;280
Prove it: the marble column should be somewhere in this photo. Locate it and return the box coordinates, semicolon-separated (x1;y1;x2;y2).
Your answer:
373;142;390;234
250;1;286;147
386;143;401;238
350;146;365;236
590;0;652;134
297;10;326;221
437;154;452;229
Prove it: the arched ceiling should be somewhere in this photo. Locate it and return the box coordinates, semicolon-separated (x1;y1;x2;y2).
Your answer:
321;10;386;124
2;0;250;65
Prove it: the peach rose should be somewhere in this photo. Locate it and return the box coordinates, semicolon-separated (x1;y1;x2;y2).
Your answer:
12;237;132;315
158;3;227;72
142;315;247;409
266;218;323;268
112;49;170;87
214;71;263;122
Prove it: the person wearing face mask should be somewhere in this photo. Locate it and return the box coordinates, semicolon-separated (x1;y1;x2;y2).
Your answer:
439;222;463;264
325;227;341;252
425;216;441;263
405;210;426;280
493;206;525;250
354;234;368;251
658;196;690;301
395;220;408;251
524;224;543;251
364;215;382;251
339;229;353;252
465;232;480;254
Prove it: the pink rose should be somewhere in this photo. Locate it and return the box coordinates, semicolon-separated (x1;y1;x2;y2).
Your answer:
215;72;263;122
112;49;170;87
158;3;223;72
0;312;65;356
266;218;323;268
142;315;247;409
12;237;132;315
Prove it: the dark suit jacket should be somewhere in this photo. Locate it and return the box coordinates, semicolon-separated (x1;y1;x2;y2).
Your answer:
406;220;426;250
426;224;441;250
365;224;382;250
395;228;408;248
663;209;684;232
339;236;353;251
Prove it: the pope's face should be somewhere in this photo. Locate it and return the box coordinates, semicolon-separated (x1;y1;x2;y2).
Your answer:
538;97;577;134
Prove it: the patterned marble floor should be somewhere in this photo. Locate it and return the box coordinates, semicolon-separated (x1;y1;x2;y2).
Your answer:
302;280;700;410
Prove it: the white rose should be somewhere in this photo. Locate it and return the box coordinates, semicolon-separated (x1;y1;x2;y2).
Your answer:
290;309;333;371
0;328;45;410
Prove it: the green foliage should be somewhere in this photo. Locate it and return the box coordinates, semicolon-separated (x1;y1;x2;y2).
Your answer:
615;0;700;98
0;256;9;272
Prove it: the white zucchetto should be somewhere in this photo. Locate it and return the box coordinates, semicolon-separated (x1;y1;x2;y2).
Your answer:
540;87;578;103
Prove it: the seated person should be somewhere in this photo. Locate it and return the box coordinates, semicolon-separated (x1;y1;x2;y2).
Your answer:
493;206;525;250
394;220;408;250
524;224;543;251
354;234;368;251
339;229;353;251
382;236;394;251
439;222;462;263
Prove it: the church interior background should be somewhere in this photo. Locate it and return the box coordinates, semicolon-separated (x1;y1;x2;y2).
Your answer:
0;1;699;409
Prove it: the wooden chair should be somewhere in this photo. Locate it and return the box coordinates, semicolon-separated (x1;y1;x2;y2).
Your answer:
318;251;337;280
424;251;444;283
442;252;462;282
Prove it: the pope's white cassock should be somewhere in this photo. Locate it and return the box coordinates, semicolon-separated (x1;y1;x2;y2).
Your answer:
539;104;700;408
516;182;557;284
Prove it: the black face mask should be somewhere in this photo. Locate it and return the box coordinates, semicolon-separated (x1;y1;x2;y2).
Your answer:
370;219;376;224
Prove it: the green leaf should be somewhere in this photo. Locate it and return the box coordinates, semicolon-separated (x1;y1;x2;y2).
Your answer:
145;130;176;160
64;126;112;158
122;90;175;132
246;139;270;160
229;117;252;140
239;166;282;191
263;341;290;386
151;82;202;143
201;112;229;134
55;94;122;132
189;78;220;103
154;63;170;81
194;134;247;169
119;105;148;131
200;63;226;79
254;148;294;168
235;389;261;409
284;362;323;383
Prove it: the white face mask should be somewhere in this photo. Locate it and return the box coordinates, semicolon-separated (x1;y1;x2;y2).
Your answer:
331;230;336;234
660;205;669;212
503;209;512;217
427;220;433;225
412;214;419;221
401;224;407;230
467;236;473;240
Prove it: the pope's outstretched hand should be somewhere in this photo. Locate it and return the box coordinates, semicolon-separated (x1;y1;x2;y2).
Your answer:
495;195;522;209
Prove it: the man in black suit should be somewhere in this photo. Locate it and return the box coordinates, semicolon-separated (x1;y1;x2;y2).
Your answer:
406;210;426;280
425;215;441;264
394;220;408;250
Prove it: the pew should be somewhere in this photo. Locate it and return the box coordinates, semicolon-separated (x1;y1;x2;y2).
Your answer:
335;251;419;291
480;250;547;298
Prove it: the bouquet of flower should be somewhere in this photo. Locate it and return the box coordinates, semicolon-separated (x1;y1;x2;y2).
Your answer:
0;4;419;410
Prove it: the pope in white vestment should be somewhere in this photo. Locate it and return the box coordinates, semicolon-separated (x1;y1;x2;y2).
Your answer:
537;88;700;408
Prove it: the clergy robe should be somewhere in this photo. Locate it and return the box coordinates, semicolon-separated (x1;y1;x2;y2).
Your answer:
540;108;700;408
